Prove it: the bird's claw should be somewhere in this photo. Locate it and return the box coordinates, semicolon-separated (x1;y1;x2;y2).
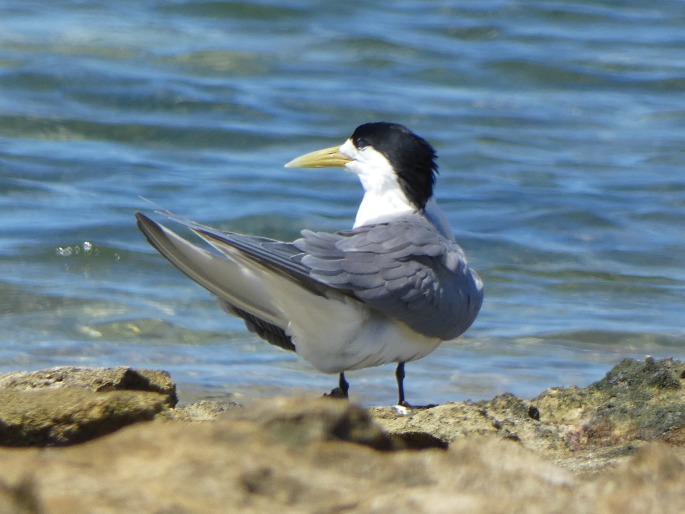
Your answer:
396;401;437;411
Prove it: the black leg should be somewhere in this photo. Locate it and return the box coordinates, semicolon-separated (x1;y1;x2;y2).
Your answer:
338;372;349;397
324;372;349;399
396;362;437;409
395;362;406;406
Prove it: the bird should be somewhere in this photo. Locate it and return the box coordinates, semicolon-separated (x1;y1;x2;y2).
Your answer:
135;122;483;406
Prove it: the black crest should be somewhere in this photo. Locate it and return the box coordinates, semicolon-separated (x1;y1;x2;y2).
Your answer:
350;122;438;210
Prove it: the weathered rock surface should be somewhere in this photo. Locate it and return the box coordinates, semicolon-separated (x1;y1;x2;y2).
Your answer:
0;367;177;401
371;357;685;473
0;367;177;446
0;358;683;513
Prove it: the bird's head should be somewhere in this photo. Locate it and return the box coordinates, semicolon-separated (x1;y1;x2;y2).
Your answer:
285;122;438;211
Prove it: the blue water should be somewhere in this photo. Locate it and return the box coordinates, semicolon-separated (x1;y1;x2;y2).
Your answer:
1;0;684;405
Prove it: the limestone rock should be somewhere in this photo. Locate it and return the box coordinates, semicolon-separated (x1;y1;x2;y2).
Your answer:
370;358;685;474
224;396;396;450
0;395;683;513
0;358;684;512
534;357;685;447
0;478;40;514
163;399;241;422
0;367;176;446
0;367;177;406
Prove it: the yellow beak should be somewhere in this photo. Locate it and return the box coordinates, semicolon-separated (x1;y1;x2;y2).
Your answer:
284;145;353;169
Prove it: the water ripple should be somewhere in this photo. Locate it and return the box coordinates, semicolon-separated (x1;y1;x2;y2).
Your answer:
1;0;683;404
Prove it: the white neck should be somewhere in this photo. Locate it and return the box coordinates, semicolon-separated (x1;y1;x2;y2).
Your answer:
353;187;415;228
354;195;454;243
339;138;416;228
339;138;452;237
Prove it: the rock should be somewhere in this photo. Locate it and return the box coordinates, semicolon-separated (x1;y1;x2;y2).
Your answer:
590;442;685;513
224;396;397;450
0;367;177;446
0;367;177;406
0;358;684;512
164;399;241;422
0;389;170;447
0;412;570;514
0;397;683;513
0;478;40;514
370;358;685;474
534;357;685;446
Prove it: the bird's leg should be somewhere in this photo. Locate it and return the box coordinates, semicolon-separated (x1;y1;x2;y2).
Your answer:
324;372;349;399
338;372;350;397
396;362;436;410
396;361;407;406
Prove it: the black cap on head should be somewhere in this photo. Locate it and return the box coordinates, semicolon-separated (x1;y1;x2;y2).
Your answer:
350;122;438;210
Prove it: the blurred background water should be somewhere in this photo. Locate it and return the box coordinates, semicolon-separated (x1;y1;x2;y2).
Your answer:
1;0;684;405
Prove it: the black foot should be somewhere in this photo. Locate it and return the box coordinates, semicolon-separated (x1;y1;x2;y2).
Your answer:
398;401;438;410
325;387;347;399
323;372;349;399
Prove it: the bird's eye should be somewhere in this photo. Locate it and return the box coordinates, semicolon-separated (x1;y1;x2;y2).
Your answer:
355;137;370;149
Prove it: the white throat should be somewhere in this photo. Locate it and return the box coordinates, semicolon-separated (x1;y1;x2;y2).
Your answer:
336;136;454;238
338;139;416;228
354;187;415;228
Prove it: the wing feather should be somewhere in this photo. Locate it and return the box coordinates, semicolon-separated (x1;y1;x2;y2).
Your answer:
141;209;483;342
295;213;483;340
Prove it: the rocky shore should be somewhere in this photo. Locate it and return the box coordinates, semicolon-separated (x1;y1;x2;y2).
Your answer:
1;358;684;513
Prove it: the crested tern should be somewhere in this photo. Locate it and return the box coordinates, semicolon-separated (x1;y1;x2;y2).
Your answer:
136;122;483;405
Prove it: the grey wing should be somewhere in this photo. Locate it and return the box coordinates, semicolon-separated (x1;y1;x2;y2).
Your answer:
295;215;483;340
155;208;338;299
190;227;350;301
136;212;302;352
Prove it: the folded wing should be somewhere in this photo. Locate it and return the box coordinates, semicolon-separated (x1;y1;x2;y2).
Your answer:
137;210;483;349
295;213;483;340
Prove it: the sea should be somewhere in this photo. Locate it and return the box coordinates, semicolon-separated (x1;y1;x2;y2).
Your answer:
1;0;683;405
